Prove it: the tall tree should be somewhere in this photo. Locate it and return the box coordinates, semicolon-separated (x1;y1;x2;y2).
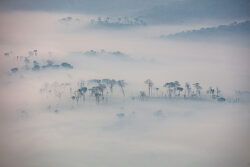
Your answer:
216;87;221;97
193;83;202;96
102;79;116;94
79;87;87;101
173;81;181;96
144;79;154;96
155;87;159;97
163;82;175;97
117;80;126;96
185;83;191;97
98;83;106;97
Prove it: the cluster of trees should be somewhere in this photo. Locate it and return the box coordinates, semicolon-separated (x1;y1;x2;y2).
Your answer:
83;49;131;61
40;79;127;105
40;79;229;105
71;79;127;104
11;60;73;73
59;16;80;23
90;16;146;27
142;79;225;101
8;50;73;74
162;20;250;40
85;49;125;56
31;60;73;71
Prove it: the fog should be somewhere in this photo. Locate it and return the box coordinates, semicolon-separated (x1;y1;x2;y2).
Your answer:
1;11;249;91
0;8;250;167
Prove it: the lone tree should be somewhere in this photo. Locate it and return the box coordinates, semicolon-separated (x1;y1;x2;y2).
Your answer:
163;82;175;97
207;86;215;98
117;80;126;96
144;79;153;96
97;83;106;97
89;86;102;103
155;87;159;97
177;87;184;96
79;87;87;101
139;91;146;100
216;87;221;97
173;81;181;96
193;83;202;96
185;83;191;97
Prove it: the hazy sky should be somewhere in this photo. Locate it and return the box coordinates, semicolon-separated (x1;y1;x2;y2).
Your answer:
0;0;249;92
0;0;250;23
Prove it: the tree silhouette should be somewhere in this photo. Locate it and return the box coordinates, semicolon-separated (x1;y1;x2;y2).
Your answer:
79;87;87;101
101;79;116;94
207;86;215;98
97;83;106;97
163;82;175;97
155;87;159;97
117;80;126;96
216;87;221;97
144;79;153;96
177;87;184;96
89;86;102;103
185;83;191;97
193;83;202;96
139;91;146;100
173;81;181;96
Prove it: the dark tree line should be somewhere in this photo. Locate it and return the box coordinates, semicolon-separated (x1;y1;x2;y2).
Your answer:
140;79;225;101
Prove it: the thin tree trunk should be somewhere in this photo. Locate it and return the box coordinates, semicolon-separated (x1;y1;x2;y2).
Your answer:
121;87;125;96
148;85;150;96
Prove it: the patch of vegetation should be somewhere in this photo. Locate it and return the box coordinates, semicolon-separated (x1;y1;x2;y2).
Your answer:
89;16;146;28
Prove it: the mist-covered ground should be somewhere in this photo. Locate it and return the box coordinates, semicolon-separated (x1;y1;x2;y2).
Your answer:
0;1;250;167
1;96;250;167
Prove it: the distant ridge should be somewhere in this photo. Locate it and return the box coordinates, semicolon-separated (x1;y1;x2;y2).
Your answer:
161;20;250;40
